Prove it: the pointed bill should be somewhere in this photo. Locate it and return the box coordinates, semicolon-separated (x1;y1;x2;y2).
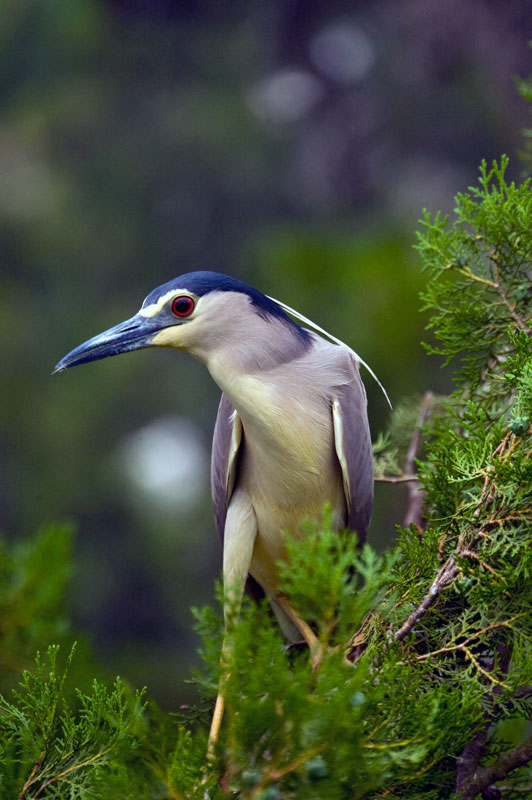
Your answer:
53;314;163;373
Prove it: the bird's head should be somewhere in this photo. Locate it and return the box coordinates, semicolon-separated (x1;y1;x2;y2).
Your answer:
54;271;309;373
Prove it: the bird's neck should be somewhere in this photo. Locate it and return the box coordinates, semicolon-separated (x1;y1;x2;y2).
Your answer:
205;329;318;456
200;313;311;377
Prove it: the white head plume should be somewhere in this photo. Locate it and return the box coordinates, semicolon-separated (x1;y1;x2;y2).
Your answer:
268;295;392;410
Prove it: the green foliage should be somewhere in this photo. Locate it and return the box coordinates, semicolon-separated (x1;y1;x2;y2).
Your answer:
0;646;148;799
417;156;532;391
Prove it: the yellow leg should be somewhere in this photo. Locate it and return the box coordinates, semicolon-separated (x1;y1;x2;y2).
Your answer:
205;490;256;762
205;635;232;765
206;691;225;762
276;594;322;669
202;659;228;784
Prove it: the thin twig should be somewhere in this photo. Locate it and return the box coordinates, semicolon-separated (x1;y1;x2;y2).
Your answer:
346;613;374;663
33;751;110;799
393;554;458;643
492;255;532;335
18;752;45;800
403;392;433;533
413;614;523;662
460;548;498;575
268;746;326;781
375;475;418;483
497;784;532;794
462;646;510;689
453;265;498;288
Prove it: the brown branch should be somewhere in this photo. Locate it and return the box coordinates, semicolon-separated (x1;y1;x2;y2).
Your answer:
393;554;458;642
18;753;45;800
458;736;532;798
403;392;433;533
456;721;494;799
455;642;512;798
346;613;374;663
32;750;110;799
375;475;418;484
391;520;505;643
393;430;513;643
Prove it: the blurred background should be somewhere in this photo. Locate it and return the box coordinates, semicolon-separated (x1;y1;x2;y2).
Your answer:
1;0;530;706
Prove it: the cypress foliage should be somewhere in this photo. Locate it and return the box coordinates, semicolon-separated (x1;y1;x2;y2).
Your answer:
1;161;531;798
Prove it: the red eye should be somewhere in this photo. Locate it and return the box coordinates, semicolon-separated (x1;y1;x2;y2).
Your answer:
171;295;195;317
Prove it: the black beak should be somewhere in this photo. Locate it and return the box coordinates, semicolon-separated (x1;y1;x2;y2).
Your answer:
53;314;162;373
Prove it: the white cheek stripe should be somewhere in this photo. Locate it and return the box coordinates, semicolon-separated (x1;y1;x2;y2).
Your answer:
139;288;192;318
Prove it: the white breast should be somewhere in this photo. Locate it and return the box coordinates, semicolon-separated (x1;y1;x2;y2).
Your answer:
219;362;347;594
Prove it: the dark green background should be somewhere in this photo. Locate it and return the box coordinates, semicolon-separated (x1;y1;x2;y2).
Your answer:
1;0;530;705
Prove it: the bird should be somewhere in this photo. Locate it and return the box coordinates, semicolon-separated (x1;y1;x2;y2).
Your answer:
54;270;384;752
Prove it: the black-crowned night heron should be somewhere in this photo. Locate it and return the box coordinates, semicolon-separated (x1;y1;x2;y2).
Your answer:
55;271;387;752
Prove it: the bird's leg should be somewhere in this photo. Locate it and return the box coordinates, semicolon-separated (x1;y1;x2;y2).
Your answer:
206;489;257;762
275;594;323;669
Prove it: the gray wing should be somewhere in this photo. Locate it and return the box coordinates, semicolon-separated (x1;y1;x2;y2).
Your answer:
331;354;374;544
211;394;265;602
211;392;243;543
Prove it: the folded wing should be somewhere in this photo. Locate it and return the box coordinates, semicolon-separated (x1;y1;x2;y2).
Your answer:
211;392;243;543
331;354;374;544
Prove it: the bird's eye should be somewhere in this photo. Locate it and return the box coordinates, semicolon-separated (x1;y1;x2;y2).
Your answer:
171;295;195;318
